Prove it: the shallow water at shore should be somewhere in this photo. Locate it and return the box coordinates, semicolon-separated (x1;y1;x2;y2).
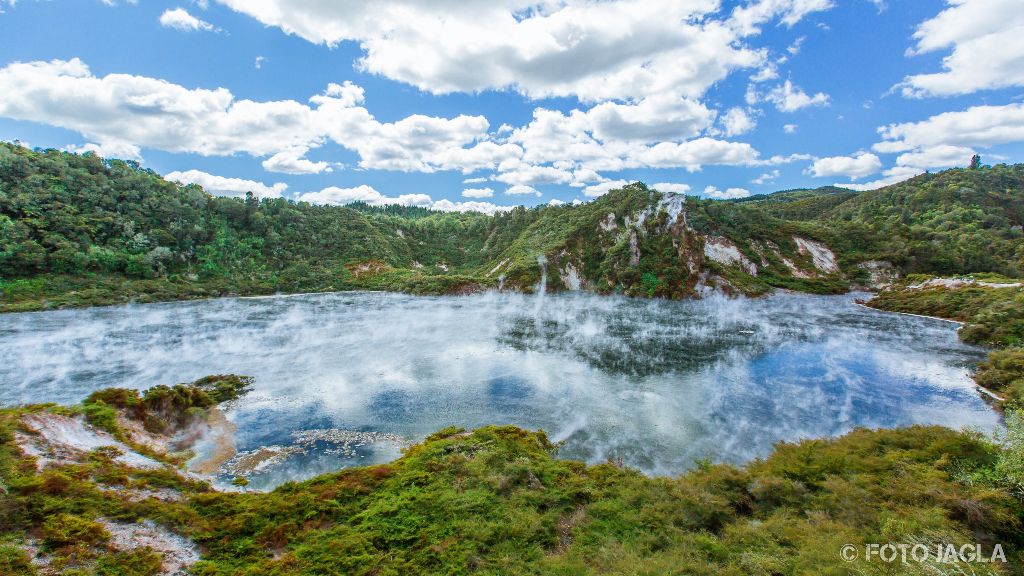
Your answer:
0;290;999;489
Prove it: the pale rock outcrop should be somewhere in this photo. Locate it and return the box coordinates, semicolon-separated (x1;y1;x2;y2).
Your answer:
629;229;640;267
487;258;509;277
703;236;758;275
793;237;838;273
751;240;812;278
599;212;618;232
17;413;164;471
907;277;1022;290
694;271;736;298
781;257;812;278
102;520;201;576
857;260;897;289
656;194;687;231
560;262;583;290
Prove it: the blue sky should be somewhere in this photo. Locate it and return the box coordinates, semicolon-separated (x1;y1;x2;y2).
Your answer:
1;0;1022;212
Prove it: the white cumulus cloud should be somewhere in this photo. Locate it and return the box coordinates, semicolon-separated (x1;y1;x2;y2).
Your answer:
873;102;1024;153
461;187;494;198
652;182;691;193
835;165;924;192
212;0;778;103
261;147;332;174
828;102;1024;191
165;169;287;198
702;185;751;199
506;184;541;197
297;185;432;207
764;80;830;112
895;145;976;170
0;59;519;175
751;169;780;185
68;141;142;161
159;8;217;32
295;184;517;215
899;0;1024;97
431;199;513;215
720;107;756;137
729;0;834;35
807;152;882;179
583;179;630;197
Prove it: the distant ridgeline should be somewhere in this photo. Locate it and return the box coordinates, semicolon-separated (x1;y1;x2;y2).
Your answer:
0;142;1022;310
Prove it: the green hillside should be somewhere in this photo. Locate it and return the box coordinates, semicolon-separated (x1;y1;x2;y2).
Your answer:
822;169;1024;276
733;185;859;220
1;143;1022;311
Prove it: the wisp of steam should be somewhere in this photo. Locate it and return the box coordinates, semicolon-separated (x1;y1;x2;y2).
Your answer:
0;291;999;489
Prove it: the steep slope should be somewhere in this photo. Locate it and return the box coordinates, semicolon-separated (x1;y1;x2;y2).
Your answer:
482;184;846;298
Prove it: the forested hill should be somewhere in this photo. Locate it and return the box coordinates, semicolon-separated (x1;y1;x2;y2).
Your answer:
0;142;1022;311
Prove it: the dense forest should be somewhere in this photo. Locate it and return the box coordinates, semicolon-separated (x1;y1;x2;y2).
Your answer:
0;142;1022;311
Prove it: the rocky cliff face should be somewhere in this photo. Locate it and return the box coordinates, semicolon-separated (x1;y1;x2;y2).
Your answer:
495;188;848;298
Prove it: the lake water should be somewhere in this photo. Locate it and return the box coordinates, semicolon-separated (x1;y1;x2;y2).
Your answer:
0;290;1000;489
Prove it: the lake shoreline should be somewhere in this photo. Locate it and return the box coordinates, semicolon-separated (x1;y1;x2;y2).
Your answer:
852;300;964;325
852;301;1016;410
2;277;852;315
1;288;999;488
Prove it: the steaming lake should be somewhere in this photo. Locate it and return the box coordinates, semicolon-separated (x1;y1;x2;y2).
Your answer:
0;291;1000;489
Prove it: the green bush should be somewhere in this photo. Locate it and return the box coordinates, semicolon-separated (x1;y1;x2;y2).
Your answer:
0;544;33;576
81;400;120;435
94;548;164;576
977;347;1024;405
80;375;252;436
1;386;1022;575
41;514;109;549
996;411;1024;496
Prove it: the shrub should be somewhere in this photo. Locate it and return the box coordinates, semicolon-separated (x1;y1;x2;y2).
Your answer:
0;544;33;576
94;548;164;576
41;514;109;549
82;400;120;435
84;388;140;410
996;410;1024;496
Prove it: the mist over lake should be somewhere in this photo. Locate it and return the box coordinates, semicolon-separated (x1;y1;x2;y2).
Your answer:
0;291;998;489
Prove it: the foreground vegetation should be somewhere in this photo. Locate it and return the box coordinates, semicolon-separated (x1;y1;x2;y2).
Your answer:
868;278;1024;409
1;376;1022;575
2;143;1021;311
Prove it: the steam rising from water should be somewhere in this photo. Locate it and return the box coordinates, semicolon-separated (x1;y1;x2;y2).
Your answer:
0;291;999;489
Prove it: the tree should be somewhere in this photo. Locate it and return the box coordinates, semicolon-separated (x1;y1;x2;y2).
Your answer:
970;154;982;170
231;476;250;491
